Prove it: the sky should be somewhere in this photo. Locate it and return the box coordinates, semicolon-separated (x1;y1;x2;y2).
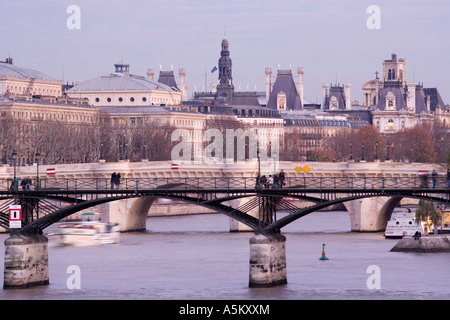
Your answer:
0;0;449;104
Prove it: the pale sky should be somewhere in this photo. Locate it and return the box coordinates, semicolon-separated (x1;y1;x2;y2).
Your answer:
0;0;449;104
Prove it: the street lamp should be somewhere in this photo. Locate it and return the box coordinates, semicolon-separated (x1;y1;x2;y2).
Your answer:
35;151;40;190
361;143;365;162
12;150;17;191
349;142;353;161
386;143;390;162
375;141;379;160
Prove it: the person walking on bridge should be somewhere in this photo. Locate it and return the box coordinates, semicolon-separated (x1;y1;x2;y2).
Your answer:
111;172;116;190
115;172;121;189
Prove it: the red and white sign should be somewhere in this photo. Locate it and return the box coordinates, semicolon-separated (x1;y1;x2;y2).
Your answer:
9;205;21;228
47;168;56;175
171;164;179;170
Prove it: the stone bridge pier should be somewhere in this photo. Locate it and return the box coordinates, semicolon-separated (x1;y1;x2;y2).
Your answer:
3;234;49;288
344;196;403;232
100;197;156;232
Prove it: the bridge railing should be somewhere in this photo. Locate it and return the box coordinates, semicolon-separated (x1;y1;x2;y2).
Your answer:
2;175;448;193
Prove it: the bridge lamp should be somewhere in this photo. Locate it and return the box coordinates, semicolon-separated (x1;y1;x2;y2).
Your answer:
361;143;365;161
349;142;353;161
35;151;40;190
375;141;378;160
12;150;17;191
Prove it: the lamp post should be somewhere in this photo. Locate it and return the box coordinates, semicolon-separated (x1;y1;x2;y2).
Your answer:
12;150;17;192
386;143;390;162
349;142;353;161
375;141;379;160
35;151;40;190
361;143;365;162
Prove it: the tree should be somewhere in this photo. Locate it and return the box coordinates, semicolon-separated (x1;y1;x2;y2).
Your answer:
415;200;440;234
390;126;437;163
323;124;385;162
308;147;335;162
281;128;304;161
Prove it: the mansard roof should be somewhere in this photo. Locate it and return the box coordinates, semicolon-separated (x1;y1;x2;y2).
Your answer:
424;87;446;111
376;81;407;111
157;71;178;90
324;85;346;110
267;70;302;111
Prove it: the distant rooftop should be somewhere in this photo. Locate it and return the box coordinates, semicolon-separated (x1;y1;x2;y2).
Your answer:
69;62;178;93
0;57;58;82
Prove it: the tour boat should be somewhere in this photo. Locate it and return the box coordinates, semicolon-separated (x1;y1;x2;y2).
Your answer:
384;208;429;239
57;212;120;246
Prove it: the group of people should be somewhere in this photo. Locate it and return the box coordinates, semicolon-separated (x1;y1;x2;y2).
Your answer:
9;177;33;191
420;169;450;189
256;170;286;189
110;172;121;190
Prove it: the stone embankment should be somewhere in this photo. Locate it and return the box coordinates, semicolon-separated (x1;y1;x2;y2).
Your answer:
391;235;450;252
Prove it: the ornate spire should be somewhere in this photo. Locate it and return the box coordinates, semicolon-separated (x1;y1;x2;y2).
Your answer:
216;38;234;102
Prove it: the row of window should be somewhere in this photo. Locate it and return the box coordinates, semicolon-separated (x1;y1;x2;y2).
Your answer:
96;97;147;103
94;96;180;104
10;110;95;123
5;85;61;96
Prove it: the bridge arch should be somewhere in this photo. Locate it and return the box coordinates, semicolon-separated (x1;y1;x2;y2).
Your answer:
261;193;449;234
14;193;263;234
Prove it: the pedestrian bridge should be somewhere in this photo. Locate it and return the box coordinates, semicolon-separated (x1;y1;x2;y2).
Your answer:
0;173;448;235
1;161;448;289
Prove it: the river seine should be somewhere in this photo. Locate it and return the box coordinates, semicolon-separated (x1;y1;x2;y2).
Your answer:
1;211;450;300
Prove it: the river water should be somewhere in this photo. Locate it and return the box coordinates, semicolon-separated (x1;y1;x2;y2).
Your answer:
1;211;450;301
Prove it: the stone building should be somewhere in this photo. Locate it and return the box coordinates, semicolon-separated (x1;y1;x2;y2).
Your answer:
67;61;184;107
266;68;303;112
0;57;62;97
363;53;447;134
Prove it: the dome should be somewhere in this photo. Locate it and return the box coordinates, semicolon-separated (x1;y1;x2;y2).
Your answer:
0;60;57;81
68;73;177;92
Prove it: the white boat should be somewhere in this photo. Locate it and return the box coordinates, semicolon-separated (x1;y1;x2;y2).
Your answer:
57;212;120;246
384;208;429;239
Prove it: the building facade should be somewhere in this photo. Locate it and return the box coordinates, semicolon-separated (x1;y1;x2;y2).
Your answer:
67;62;184;107
0;57;62;97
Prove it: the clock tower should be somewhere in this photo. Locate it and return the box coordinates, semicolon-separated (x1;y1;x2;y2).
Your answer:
216;38;235;103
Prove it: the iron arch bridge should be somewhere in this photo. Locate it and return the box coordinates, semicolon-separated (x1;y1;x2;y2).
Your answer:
0;176;448;235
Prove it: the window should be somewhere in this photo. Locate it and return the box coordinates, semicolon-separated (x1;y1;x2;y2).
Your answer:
385;91;396;110
118;97;123;102
95;98;100;103
107;97;111;102
387;119;394;131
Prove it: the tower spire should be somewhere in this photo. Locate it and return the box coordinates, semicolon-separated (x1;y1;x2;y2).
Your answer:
216;37;234;102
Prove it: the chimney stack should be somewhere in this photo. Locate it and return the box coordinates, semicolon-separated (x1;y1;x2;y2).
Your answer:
178;68;187;101
147;69;154;81
345;83;351;110
265;68;272;105
322;84;328;109
297;67;304;106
